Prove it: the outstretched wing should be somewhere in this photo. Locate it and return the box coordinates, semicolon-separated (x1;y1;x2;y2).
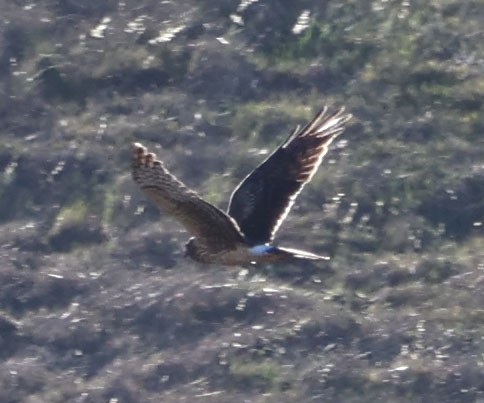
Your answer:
131;143;245;251
227;107;351;246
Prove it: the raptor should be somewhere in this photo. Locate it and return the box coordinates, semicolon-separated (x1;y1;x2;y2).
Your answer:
131;106;351;265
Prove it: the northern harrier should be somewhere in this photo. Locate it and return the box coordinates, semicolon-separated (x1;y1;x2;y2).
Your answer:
132;106;351;265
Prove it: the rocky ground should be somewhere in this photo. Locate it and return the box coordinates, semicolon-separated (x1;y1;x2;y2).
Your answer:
0;1;483;402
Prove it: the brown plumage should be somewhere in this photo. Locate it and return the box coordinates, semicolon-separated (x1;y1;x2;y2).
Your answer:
131;106;351;265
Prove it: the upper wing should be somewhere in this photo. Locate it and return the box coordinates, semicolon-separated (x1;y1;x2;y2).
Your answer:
227;107;351;246
131;143;245;251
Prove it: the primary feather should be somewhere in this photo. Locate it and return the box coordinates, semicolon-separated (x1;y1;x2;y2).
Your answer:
131;144;245;254
227;107;351;245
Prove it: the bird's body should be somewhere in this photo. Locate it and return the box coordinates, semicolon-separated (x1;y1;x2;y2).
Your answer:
131;106;351;265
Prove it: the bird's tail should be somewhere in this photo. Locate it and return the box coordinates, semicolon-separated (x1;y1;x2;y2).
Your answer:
270;246;330;261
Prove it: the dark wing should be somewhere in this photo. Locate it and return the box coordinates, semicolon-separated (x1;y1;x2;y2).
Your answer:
131;143;245;252
227;107;351;245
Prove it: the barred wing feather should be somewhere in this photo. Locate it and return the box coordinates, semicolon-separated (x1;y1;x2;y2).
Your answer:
131;143;244;252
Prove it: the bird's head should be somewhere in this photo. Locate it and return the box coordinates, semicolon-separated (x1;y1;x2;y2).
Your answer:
184;237;197;259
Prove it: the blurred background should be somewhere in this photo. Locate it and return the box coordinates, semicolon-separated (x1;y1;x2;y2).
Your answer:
0;1;483;402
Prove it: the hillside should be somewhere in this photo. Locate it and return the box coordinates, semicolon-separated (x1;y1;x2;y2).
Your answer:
0;1;483;402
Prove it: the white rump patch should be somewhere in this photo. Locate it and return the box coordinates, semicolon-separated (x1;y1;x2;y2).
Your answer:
249;244;273;255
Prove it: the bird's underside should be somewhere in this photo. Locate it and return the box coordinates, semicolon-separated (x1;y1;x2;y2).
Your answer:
131;106;351;265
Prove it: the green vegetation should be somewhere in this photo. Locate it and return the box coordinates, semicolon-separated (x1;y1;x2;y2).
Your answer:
0;0;482;401
229;359;281;390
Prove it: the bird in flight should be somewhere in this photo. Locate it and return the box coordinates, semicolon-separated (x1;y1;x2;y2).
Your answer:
131;106;351;265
